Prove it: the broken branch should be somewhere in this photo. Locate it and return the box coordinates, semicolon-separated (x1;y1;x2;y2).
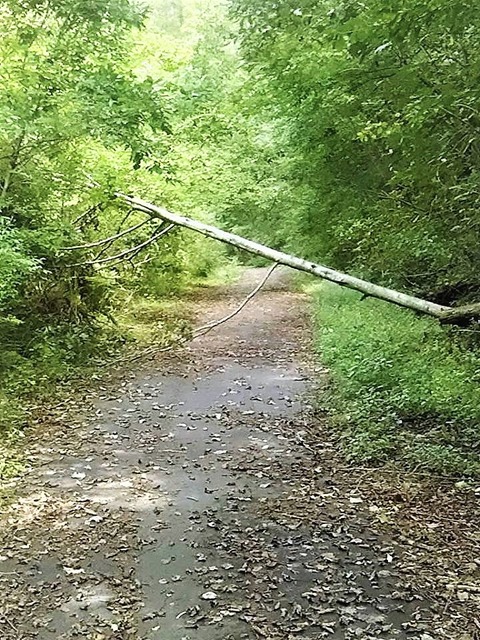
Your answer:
439;302;480;325
193;263;279;338
94;208;137;261
109;263;278;363
122;223;166;263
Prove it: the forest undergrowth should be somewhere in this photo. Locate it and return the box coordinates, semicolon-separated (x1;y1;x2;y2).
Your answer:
312;283;480;476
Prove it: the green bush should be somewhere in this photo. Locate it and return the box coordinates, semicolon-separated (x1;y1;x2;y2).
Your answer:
313;283;480;476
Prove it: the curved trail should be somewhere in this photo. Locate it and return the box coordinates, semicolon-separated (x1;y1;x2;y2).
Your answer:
1;269;437;638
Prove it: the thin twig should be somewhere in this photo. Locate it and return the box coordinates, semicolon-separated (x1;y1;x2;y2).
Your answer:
96;223;167;269
131;255;155;269
94;208;136;261
124;223;165;263
0;615;17;633
192;263;279;338
72;202;103;226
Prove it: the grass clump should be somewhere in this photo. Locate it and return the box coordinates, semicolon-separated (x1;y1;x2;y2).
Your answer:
312;283;480;476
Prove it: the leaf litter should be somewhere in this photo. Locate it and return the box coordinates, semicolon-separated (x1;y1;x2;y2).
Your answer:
0;267;478;639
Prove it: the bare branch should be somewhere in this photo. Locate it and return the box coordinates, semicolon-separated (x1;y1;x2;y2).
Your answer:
122;223;165;263
108;263;279;364
93;208;136;261
113;193;480;325
73;202;104;226
63;218;150;251
131;255;155;269
439;302;480;325
69;223;175;268
116;192;452;320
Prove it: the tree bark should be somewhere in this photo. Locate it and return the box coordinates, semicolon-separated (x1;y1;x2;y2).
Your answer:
116;193;478;323
439;302;480;325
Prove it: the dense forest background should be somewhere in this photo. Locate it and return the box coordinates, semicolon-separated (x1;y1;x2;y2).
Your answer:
0;0;479;476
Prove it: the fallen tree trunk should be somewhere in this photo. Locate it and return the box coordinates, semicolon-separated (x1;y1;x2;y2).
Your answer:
116;193;480;323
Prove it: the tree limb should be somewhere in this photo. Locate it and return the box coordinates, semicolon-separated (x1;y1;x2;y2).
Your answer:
73;202;104;227
122;223;165;263
439;303;480;325
93;208;136;261
192;263;279;338
109;262;279;364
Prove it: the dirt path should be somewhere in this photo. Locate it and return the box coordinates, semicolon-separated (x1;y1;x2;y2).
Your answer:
0;268;478;639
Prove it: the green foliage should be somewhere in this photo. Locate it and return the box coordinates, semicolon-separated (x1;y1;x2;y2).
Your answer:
2;0;480;484
313;283;480;476
0;0;169;325
0;220;37;308
167;0;480;476
230;0;480;302
0;0;228;477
